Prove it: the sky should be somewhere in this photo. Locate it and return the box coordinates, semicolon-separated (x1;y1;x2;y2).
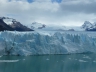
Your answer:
0;0;96;26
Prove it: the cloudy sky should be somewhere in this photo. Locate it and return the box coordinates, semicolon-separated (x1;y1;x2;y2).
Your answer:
0;0;96;26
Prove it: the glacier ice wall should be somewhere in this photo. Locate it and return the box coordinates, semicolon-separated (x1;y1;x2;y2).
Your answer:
0;31;96;56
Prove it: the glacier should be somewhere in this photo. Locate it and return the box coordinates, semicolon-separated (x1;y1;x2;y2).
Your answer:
0;31;96;56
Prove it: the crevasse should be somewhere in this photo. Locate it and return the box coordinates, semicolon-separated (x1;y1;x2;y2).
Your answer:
0;31;96;56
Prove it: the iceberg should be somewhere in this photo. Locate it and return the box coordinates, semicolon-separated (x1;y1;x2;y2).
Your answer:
0;31;96;56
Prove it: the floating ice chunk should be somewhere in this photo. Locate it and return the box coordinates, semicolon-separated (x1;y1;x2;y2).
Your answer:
0;60;19;62
0;56;2;58
79;59;88;62
83;56;91;59
75;59;77;60
23;59;25;60
69;58;71;60
93;61;96;62
46;58;49;60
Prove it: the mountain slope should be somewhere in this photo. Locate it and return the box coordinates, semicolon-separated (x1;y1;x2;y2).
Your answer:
9;20;33;31
2;17;33;31
0;19;14;31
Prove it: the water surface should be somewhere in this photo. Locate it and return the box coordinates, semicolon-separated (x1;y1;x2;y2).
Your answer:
0;54;96;72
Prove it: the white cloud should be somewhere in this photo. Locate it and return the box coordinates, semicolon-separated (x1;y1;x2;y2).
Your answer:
0;0;96;26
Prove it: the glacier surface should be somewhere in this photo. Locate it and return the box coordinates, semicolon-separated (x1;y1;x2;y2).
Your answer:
0;31;96;56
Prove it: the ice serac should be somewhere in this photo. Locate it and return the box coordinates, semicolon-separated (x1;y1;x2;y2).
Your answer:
0;31;96;56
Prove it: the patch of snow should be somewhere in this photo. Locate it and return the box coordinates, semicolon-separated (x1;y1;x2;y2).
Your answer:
3;19;13;25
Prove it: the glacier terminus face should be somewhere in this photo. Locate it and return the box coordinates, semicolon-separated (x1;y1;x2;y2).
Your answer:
0;31;96;56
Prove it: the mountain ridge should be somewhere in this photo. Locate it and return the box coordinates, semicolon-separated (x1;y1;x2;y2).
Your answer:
0;16;96;31
30;21;96;31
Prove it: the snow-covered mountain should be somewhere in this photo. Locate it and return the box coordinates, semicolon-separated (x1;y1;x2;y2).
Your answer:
0;17;14;25
81;21;96;31
1;16;96;31
31;21;96;31
0;18;14;31
30;22;68;31
30;22;84;31
82;21;93;29
0;17;33;31
31;22;46;30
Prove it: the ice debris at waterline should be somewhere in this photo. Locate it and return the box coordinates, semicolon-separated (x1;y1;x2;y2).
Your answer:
0;60;19;62
0;31;96;56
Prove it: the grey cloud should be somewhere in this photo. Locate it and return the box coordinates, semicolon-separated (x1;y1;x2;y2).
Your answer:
0;0;96;26
60;1;96;14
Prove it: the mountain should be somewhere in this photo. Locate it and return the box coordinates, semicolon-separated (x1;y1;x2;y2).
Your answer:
0;18;14;31
9;20;33;31
30;22;68;31
0;17;33;31
81;21;96;31
1;17;96;32
1;17;33;31
31;22;46;30
30;22;85;31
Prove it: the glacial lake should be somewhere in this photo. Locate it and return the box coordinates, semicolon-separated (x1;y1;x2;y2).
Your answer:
0;54;96;72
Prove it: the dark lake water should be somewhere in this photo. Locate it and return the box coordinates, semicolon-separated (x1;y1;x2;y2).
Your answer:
0;54;96;72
